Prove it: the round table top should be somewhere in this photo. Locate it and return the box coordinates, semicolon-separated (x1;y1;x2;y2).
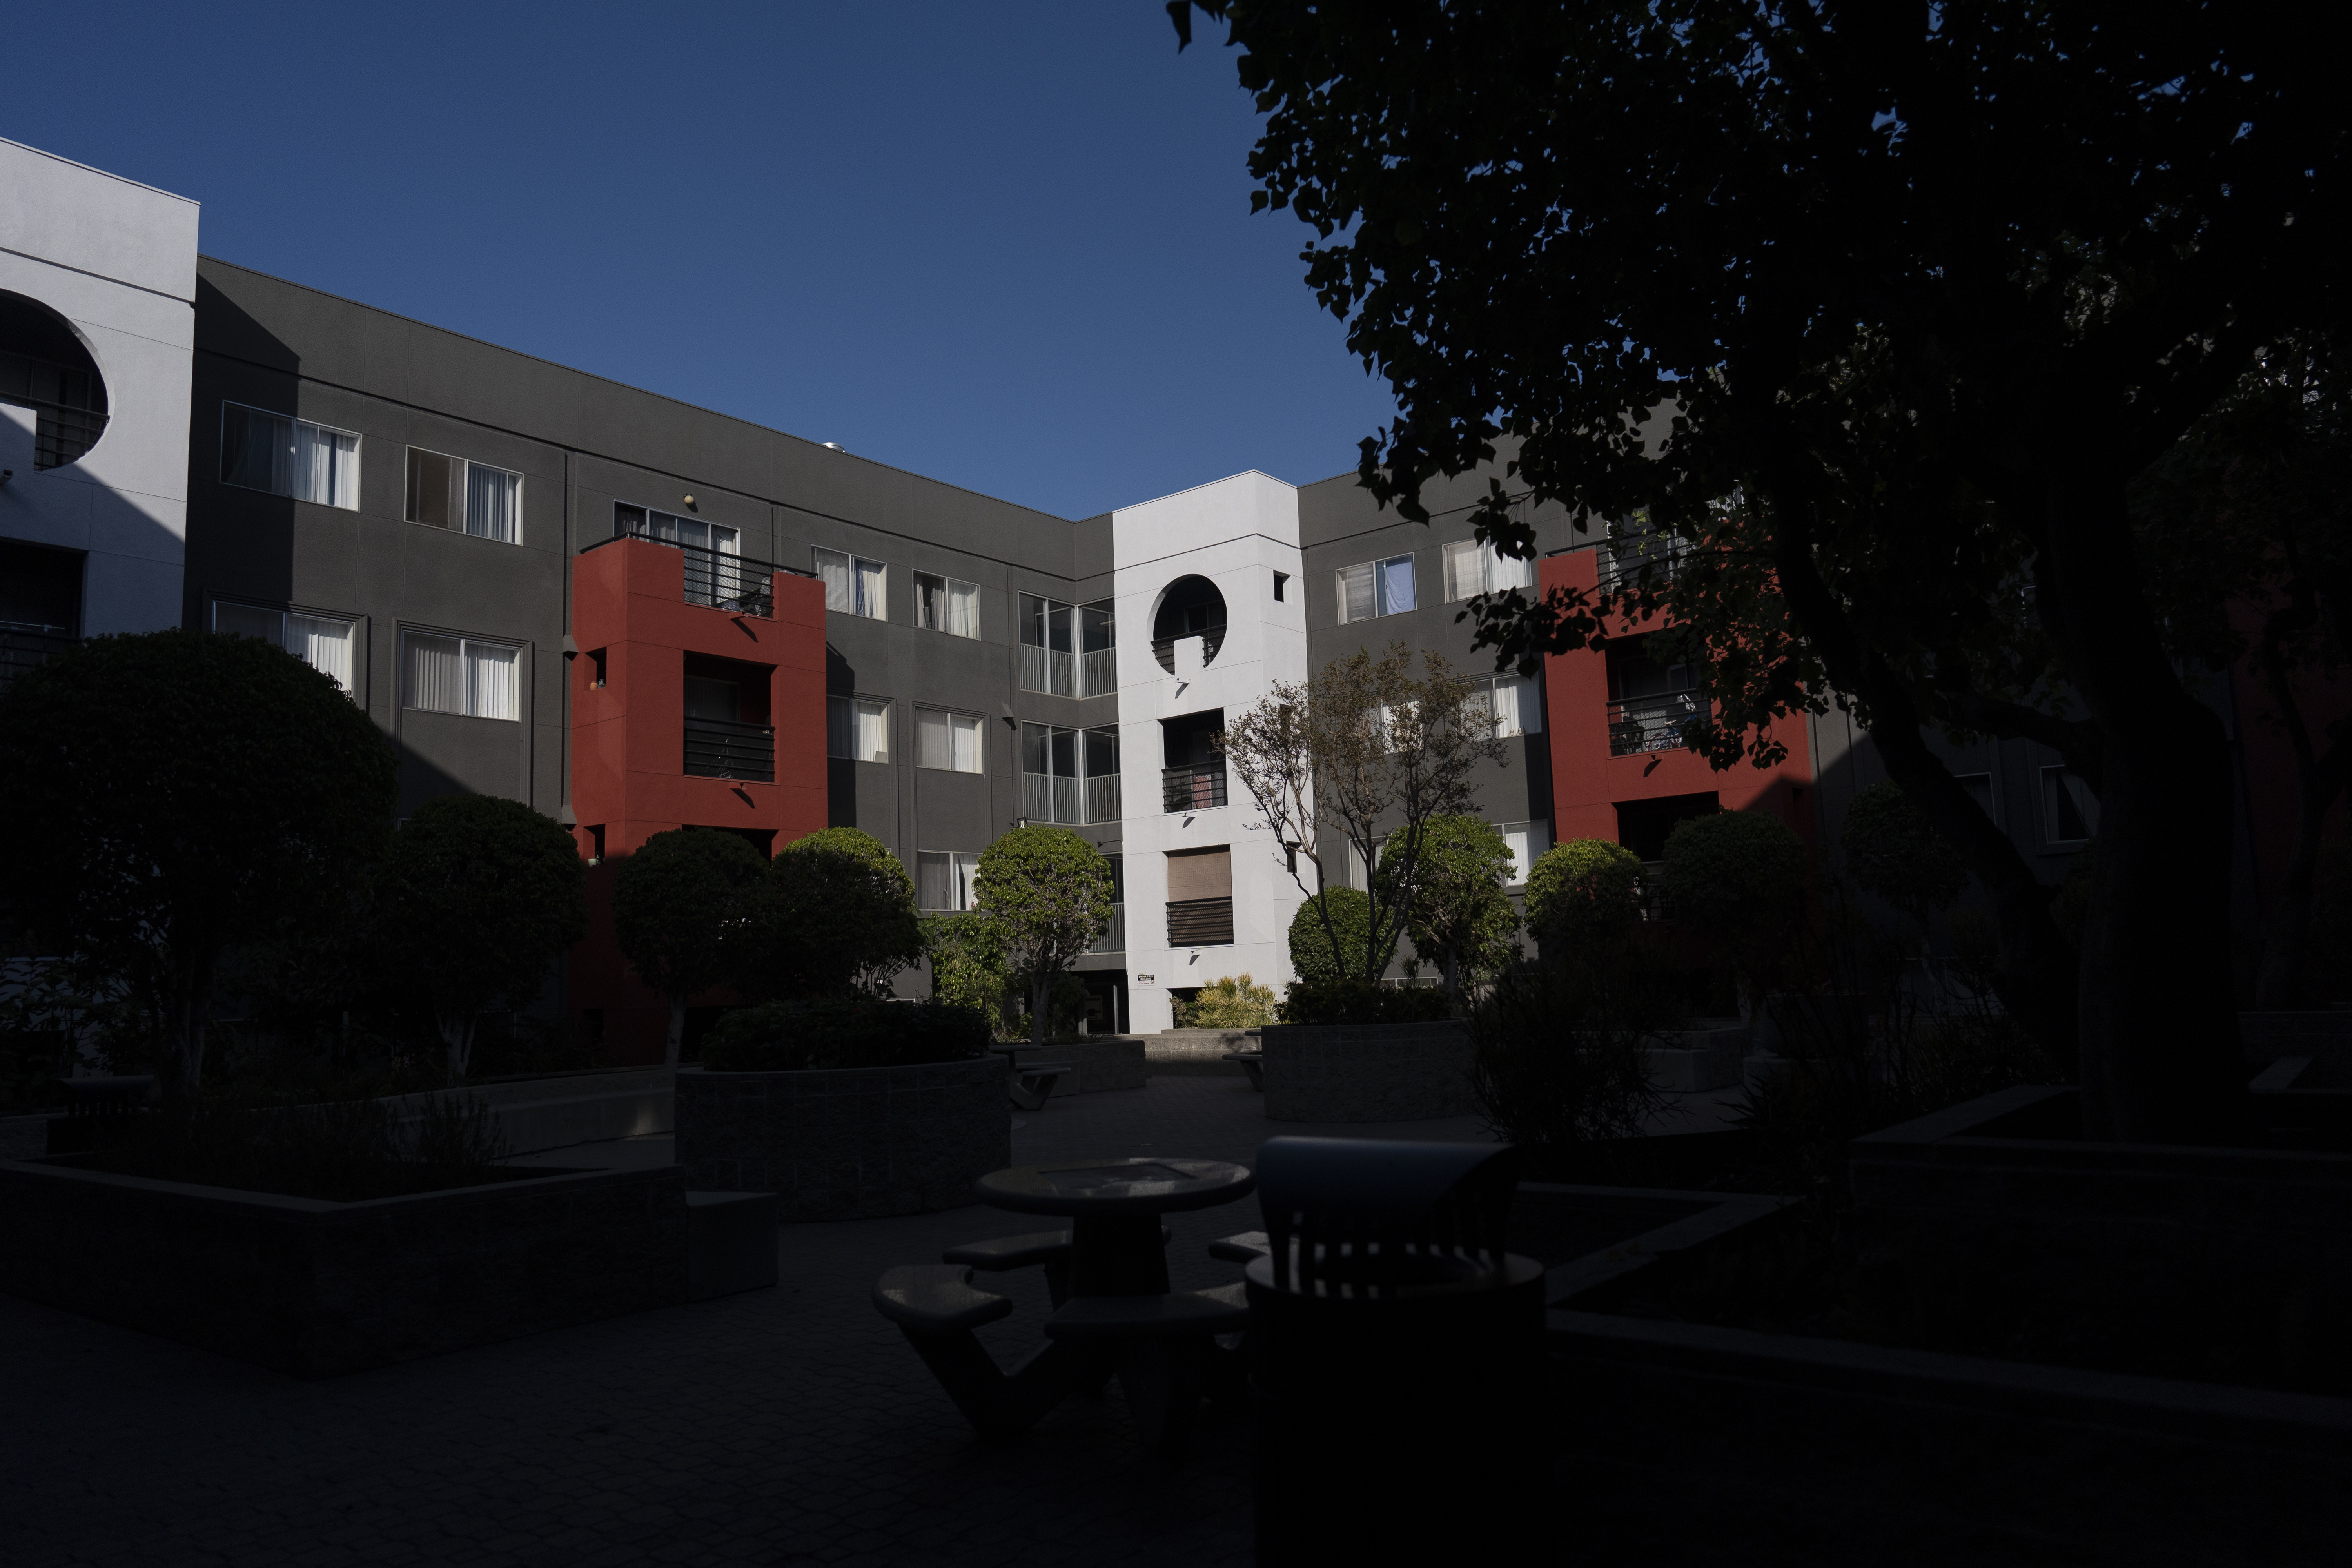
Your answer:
976;1157;1254;1218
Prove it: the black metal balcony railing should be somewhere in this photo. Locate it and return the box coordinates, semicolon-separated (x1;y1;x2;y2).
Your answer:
1166;897;1234;948
1597;538;1684;593
1163;762;1228;813
595;520;815;616
1606;690;1703;756
0;626;78;696
0;396;110;471
1151;622;1227;675
684;715;775;782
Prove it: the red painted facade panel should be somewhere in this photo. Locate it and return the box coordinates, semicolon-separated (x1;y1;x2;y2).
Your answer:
565;538;829;1063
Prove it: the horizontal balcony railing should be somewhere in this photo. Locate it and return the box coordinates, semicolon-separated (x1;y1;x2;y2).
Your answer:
1606;690;1702;756
1150;623;1227;675
1163;762;1227;813
591;522;813;616
0;626;77;695
1085;904;1126;955
1081;647;1117;697
0;395;109;470
1167;897;1234;948
1597;541;1684;593
684;715;775;782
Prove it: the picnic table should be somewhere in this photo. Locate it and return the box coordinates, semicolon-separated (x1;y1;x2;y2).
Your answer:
871;1157;1257;1455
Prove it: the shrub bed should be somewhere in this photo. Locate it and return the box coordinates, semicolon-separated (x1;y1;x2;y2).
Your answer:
1279;979;1452;1026
700;999;989;1072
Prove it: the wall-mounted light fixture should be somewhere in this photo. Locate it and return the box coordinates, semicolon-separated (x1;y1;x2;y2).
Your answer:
682;494;697;510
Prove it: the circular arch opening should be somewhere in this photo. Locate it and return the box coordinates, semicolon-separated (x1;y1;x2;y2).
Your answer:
1151;575;1228;673
0;290;110;471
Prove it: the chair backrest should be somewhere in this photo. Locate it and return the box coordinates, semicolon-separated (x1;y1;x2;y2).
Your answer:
1254;1137;1519;1298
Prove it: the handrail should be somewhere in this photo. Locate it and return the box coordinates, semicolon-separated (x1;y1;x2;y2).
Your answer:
1606;690;1702;756
684;714;776;783
1163;761;1229;813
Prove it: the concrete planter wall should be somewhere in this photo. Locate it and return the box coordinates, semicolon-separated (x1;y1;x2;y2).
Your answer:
0;1158;689;1377
1004;1038;1146;1096
1259;1020;1474;1122
675;1056;1007;1221
1143;1029;1260;1077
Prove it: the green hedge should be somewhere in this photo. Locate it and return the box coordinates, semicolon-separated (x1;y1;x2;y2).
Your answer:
1277;979;1454;1027
700;998;990;1072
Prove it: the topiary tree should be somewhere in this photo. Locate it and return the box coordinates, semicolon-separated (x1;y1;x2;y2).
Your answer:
1661;810;1808;1014
1287;886;1396;985
0;629;397;1098
376;795;587;1083
758;827;924;998
1191;973;1279;1029
1524;838;1646;960
923;910;1015;1037
973;826;1116;1047
610;828;766;1065
1841;782;1971;930
1383;815;1520;1013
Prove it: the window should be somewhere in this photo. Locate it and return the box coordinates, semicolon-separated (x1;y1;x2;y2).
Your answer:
407;449;521;543
1497;821;1552;886
616;503;762;610
1166;846;1234;947
585;824;605;866
912;571;980;638
917;850;981;912
213;600;359;696
1086;855;1126;953
1468;673;1543;738
828;695;891;762
1443;539;1536;602
401;630;519;720
1337;554;1416;622
1020;594;1076;695
220;402;359;510
1022;721;1119;823
1955;771;1998;824
586;648;607;689
1079;600;1116;696
1274;571;1289;602
814;547;886;618
2041;767;2099;846
916;706;984;773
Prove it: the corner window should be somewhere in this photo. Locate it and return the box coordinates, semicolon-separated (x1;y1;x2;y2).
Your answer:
913;571;980;637
915;706;984;773
916;850;981;911
407;448;522;543
213;600;360;696
1336;554;1415;622
814;548;886;618
400;630;520;720
2040;767;2099;846
1443;538;1535;601
828;694;891;762
220;402;359;510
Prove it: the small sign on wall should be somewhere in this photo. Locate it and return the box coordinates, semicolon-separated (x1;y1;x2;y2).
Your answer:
1134;973;1156;984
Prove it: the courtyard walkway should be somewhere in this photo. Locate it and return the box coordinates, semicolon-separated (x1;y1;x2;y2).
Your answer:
0;1078;1504;1568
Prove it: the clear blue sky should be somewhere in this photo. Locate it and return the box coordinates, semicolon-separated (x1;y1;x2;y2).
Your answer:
6;2;1394;519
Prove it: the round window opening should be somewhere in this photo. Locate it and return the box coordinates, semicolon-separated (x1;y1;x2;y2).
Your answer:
1152;575;1228;673
0;290;110;471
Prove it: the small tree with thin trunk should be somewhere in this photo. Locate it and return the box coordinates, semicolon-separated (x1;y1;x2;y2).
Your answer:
755;827;924;999
610;828;765;1065
376;795;587;1083
973;826;1115;1047
1222;641;1508;986
1384;815;1519;1014
0;629;396;1100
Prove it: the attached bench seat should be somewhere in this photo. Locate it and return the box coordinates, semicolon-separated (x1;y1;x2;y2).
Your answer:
872;1265;1014;1335
1009;1063;1074;1112
942;1229;1073;1271
1044;1281;1251;1341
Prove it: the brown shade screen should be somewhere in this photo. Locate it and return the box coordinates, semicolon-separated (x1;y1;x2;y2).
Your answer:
1166;846;1232;901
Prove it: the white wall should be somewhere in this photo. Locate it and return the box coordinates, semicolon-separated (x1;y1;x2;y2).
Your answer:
0;137;198;636
1111;472;1308;1031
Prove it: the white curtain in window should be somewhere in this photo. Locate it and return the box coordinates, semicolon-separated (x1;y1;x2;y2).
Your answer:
853;557;885;619
465;463;521;543
1499;823;1530;884
403;632;466;714
953;852;979;911
213;601;281;642
466;641;519;721
1377;555;1416;615
292;421;358;509
1492;545;1535;592
952;712;980;773
1338;562;1374;623
1485;676;1524;737
945;579;978;638
288;613;355;694
814;548;851;612
853;697;889;762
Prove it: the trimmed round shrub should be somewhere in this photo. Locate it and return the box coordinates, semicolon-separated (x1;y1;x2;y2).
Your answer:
1287;887;1397;984
759;827;926;998
1278;979;1453;1027
1524;838;1646;951
1660;810;1806;937
1842;782;1969;920
700;998;989;1072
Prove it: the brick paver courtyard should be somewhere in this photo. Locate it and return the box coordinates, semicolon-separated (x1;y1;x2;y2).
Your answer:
0;1076;1500;1568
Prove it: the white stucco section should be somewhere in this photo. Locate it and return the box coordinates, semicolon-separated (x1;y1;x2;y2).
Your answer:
0;137;198;636
1111;472;1308;1032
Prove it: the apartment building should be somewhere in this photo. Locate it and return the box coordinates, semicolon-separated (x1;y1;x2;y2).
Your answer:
3;136;2255;1064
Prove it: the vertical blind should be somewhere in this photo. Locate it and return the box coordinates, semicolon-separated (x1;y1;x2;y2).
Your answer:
402;632;519;719
916;708;982;773
465;462;521;543
287;613;355;694
221;403;358;510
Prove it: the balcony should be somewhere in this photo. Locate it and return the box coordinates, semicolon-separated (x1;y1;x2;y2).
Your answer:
602;519;811;616
1019;643;1076;697
1163;762;1227;813
1166;897;1234;947
1081;647;1117;697
684;716;776;782
2;396;109;471
1597;534;1684;593
1607;691;1702;756
0;625;76;696
1151;622;1227;675
1085;903;1126;955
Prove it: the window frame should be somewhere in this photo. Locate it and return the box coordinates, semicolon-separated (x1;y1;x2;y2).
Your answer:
405;446;524;544
914;704;985;773
827;693;893;762
1443;537;1535;603
813;546;887;619
1495;820;1552;887
1336;553;1417;623
2039;765;2098;848
210;596;364;699
397;626;524;721
218;400;361;511
916;849;983;912
911;570;982;638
